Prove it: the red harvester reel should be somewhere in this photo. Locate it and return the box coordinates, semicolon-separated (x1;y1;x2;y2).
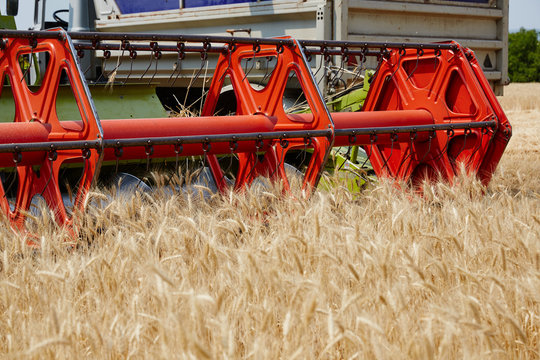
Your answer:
0;30;511;237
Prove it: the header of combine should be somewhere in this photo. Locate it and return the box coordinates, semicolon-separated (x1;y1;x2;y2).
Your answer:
0;29;510;239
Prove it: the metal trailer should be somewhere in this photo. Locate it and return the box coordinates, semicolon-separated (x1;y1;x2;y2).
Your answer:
85;0;508;95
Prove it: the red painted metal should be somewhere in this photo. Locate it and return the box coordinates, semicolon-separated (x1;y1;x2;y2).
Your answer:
0;29;101;235
465;48;512;184
332;110;434;146
361;42;511;185
0;110;433;165
201;38;334;193
0;122;50;167
100;115;276;160
0;32;512;239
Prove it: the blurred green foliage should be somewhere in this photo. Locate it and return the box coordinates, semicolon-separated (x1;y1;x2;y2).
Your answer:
508;28;540;82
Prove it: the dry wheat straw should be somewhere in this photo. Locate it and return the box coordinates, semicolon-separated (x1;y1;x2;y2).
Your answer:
0;84;538;359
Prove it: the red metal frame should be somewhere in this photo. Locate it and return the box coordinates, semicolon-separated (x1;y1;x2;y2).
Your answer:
201;39;334;193
0;30;101;235
361;42;511;185
0;32;512;239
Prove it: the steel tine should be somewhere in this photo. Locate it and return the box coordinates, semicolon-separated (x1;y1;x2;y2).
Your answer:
70;150;91;204
201;141;211;170
172;47;186;87
245;139;263;184
95;49;113;85
114;146;123;174
360;134;377;169
110;42;127;74
316;50;332;86
419;130;435;164
2;164;18;200
466;130;486;168
219;42;236;83
174;143;183;173
381;133;397;174
360;48;368;72
168;43;183;84
172;63;181;87
389;47;406;81
259;55;274;86
243;57;251;76
145;144;154;171
396;131;418;176
434;47;442;71
453;128;471;165
39;151;58;197
349;61;363;86
337;48;348;84
20;42;35;84
269;138;289;179
199;53;210;115
100;43;127;87
430;128;458;165
192;51;208;85
163;143;183;189
148;49;161;86
429;129;451;164
336;145;352;172
406;48;424;81
122;49;137;86
139;50;154;80
225;140;238;175
82;63;93;77
168;61;178;84
183;49;208;107
312;48;325;79
349;49;368;86
242;43;260;82
171;63;180;86
338;56;347;88
297;137;312;167
329;52;347;90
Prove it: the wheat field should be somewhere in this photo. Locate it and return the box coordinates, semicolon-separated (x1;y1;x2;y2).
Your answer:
0;84;539;359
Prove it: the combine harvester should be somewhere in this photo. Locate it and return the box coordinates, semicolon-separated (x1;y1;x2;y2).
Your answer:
0;27;511;236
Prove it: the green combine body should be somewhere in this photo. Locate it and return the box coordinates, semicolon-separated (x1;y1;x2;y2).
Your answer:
319;71;375;191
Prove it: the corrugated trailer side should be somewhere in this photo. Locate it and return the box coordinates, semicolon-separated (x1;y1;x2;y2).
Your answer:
92;0;508;94
334;0;508;94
